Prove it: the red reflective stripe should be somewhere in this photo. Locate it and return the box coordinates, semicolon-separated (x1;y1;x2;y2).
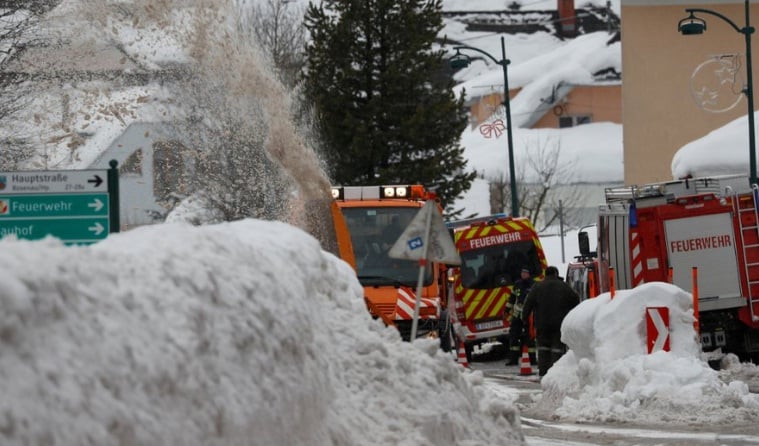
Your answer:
394;287;439;320
630;228;644;287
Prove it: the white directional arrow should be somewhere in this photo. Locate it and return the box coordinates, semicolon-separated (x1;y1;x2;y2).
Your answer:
88;222;105;235
647;308;670;352
87;198;104;212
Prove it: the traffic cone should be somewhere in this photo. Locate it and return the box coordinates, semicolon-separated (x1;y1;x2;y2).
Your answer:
519;345;534;376
456;341;469;368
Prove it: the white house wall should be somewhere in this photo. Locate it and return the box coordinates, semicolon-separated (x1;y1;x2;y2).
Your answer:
89;122;182;229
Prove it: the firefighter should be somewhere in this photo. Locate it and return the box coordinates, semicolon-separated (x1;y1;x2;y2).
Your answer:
504;267;536;366
521;265;580;377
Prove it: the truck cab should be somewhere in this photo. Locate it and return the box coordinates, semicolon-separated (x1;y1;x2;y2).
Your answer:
331;185;452;349
447;215;547;361
565;226;599;301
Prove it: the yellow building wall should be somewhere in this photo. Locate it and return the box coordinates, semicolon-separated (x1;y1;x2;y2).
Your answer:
468;84;621;129
532;85;622;128
622;1;759;185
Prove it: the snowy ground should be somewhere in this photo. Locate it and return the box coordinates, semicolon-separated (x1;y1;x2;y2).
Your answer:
0;220;523;445
0;219;757;445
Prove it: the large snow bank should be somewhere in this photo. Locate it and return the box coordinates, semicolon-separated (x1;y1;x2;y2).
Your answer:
0;219;523;445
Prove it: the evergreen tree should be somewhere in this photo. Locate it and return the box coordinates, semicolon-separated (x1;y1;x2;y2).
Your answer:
303;0;474;214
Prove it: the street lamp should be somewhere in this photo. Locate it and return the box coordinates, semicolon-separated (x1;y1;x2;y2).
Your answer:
449;36;519;217
678;0;757;185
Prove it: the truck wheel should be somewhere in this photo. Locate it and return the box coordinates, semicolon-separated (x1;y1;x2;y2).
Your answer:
464;342;474;363
438;309;454;353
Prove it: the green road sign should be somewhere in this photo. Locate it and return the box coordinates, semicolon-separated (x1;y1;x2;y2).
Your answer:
0;217;110;244
0;193;110;244
0;194;109;218
0;164;120;244
0;170;108;194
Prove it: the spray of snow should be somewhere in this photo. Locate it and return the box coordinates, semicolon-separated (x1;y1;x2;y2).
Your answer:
16;0;335;242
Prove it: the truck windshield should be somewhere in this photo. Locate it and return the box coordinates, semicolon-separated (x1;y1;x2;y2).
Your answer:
342;207;433;287
459;240;541;289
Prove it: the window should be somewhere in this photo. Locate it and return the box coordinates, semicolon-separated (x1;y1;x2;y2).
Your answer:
459;241;541;290
341;206;432;287
559;115;592;128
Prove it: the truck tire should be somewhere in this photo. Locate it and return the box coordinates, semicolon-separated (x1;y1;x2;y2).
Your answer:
438;309;454;353
464;342;474;363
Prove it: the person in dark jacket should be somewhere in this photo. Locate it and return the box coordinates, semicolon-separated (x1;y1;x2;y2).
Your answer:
521;265;580;377
504;267;536;366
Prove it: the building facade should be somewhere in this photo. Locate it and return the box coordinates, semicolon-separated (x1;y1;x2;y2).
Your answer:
621;0;759;185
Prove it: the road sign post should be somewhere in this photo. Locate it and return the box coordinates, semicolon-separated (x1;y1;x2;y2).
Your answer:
108;159;120;234
0;161;120;245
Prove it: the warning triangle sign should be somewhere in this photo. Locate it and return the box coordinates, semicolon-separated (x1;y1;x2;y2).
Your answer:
388;200;461;265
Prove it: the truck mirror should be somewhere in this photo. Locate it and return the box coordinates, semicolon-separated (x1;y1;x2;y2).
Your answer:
578;231;590;257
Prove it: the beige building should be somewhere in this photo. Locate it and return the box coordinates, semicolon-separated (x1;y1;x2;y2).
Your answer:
621;0;759;185
532;84;622;129
468;83;622;130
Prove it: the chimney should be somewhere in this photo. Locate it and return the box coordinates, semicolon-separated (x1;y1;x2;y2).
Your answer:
557;0;577;37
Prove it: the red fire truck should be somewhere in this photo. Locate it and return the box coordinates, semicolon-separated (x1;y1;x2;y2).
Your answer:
565;225;598;301
447;215;548;361
582;174;759;361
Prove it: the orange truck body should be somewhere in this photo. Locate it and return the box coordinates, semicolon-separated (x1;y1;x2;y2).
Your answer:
330;185;452;347
447;215;548;361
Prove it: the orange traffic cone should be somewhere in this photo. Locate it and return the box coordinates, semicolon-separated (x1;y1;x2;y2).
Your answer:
519;345;534;376
456;341;469;368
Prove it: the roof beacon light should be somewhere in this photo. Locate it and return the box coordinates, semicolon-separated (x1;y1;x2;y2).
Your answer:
334;184;427;200
409;185;425;199
380;185;414;199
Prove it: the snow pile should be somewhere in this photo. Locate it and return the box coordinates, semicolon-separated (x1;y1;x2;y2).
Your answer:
0;219;522;445
531;282;759;425
671;111;759;180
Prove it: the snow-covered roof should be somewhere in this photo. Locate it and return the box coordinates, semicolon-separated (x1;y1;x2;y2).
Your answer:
449;31;620;127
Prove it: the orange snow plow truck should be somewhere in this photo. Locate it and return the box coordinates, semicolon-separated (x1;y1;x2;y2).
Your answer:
447;214;548;361
573;175;759;362
329;184;454;351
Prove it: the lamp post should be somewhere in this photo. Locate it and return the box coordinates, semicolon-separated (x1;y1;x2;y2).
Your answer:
449;36;519;217
678;0;757;185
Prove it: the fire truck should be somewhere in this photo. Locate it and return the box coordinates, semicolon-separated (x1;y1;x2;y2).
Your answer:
330;184;453;350
447;215;548;361
583;174;759;361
